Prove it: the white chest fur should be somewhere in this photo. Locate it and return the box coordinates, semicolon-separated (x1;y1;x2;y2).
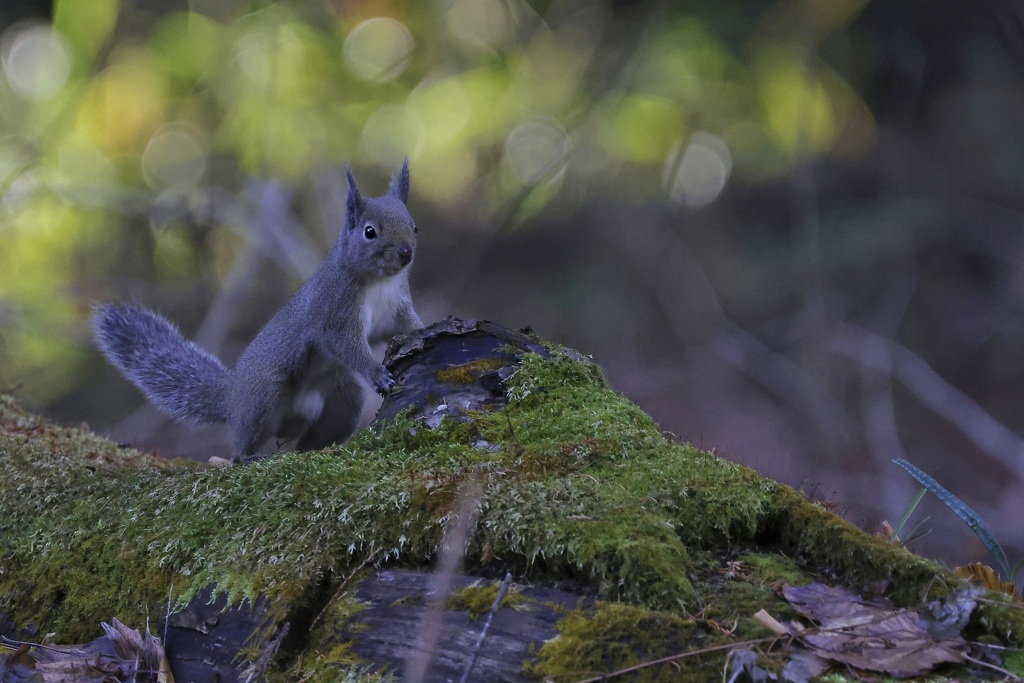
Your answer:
289;353;335;423
361;275;406;340
292;389;325;422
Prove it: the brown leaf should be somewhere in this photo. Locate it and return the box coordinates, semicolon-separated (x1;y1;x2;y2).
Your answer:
781;650;829;683
782;583;967;678
954;563;1016;595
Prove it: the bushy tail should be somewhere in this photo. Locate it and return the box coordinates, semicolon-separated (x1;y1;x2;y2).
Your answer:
92;304;230;425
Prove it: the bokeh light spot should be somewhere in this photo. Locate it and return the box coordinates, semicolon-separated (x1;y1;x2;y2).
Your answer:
2;24;72;100
142;123;208;190
343;18;413;82
154;223;199;279
234;28;272;88
504;117;571;185
664;131;732;207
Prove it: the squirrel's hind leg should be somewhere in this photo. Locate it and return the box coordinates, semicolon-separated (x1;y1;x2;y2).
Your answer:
295;373;364;451
230;381;288;456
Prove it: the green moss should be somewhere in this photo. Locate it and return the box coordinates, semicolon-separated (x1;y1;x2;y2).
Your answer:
972;591;1024;645
448;579;524;620
707;581;787;640
0;393;191;639
767;485;962;605
680;552;809;640
1;344;1019;677
735;551;809;588
1004;649;1024;676
528;602;718;682
435;358;508;385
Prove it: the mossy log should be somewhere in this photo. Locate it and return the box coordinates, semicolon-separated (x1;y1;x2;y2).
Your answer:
1;319;1021;682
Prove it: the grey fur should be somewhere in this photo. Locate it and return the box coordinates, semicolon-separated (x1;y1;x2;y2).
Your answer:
93;161;422;456
93;303;230;424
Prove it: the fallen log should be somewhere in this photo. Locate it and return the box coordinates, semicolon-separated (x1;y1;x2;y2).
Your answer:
1;318;1021;682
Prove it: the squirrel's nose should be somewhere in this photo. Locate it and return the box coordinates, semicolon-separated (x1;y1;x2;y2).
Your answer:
397;242;413;265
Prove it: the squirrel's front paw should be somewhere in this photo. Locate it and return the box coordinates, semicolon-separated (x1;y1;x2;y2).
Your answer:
371;366;397;396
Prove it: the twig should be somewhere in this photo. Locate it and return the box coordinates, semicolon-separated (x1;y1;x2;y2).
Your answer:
829;322;1024;475
457;571;513;683
751;609;788;635
0;635;83;655
568;636;784;683
978;594;1024;605
962;653;1023;681
194;180;298;350
856;271;917;504
241;621;289;683
601;209;858;449
162;582;173;653
505;412;522;451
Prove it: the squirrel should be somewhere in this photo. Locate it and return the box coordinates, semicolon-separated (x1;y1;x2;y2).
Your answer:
93;160;422;458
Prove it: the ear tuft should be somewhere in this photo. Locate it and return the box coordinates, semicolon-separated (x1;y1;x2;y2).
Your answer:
388;158;410;204
344;164;362;229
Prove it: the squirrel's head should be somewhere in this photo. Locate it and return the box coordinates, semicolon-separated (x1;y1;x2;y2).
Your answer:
340;159;417;280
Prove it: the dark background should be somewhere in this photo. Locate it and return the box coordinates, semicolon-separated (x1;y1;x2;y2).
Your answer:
2;0;1023;574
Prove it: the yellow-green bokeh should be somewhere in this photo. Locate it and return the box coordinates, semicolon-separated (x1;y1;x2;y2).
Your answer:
0;0;874;407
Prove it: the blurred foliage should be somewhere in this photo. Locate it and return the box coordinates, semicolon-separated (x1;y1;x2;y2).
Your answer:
3;0;1024;574
0;0;875;403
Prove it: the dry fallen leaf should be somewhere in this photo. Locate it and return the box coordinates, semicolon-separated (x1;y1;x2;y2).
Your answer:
726;646;828;683
955;563;1016;596
782;583;969;678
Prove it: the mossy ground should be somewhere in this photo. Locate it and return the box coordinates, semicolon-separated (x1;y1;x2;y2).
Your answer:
1;347;1021;680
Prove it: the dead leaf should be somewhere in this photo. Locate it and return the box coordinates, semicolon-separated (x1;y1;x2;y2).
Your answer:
919;583;986;640
726;648;776;683
780;650;829;683
955;563;1016;596
782;583;968;678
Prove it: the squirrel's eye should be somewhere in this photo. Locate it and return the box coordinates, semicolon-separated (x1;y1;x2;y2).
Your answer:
364;225;377;239
413;223;418;234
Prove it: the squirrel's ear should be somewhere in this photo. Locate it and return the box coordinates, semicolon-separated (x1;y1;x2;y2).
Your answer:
344;165;362;229
388;158;410;204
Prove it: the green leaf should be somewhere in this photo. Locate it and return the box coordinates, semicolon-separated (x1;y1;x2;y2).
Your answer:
891;486;927;542
892;458;1011;580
